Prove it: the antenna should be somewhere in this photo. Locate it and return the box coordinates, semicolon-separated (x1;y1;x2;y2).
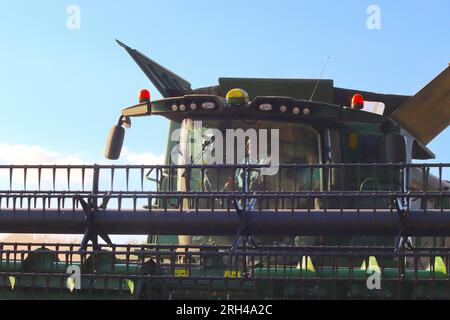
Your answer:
309;56;331;101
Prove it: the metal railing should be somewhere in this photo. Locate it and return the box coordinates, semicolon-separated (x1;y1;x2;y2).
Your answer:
0;164;448;236
0;163;449;299
0;242;449;299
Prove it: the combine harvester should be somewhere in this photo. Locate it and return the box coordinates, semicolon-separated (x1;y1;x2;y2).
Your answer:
0;41;449;299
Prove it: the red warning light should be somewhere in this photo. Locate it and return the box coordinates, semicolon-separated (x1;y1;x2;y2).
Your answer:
139;89;151;103
351;94;364;110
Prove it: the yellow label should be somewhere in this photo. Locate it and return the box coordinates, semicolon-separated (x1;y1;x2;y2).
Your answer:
348;133;358;149
224;271;241;278
125;279;135;295
9;276;15;290
66;277;76;292
175;269;189;277
299;256;316;273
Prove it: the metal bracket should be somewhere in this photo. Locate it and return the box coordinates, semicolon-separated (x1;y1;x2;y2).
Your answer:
229;197;259;277
76;193;114;251
231;195;259;252
394;197;414;254
231;166;261;253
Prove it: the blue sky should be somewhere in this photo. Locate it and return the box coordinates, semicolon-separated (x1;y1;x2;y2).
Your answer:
0;0;449;164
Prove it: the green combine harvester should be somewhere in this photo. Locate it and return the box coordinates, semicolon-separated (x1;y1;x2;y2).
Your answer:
0;41;449;300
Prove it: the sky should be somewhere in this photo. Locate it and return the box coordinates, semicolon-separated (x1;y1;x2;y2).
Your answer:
0;0;448;166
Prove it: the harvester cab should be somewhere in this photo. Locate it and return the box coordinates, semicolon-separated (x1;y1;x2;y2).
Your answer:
107;40;448;210
103;41;450;274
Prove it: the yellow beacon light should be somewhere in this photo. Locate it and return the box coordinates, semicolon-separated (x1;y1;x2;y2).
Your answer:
226;88;249;106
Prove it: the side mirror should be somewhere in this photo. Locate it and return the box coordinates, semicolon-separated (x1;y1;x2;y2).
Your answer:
105;125;125;160
386;134;406;163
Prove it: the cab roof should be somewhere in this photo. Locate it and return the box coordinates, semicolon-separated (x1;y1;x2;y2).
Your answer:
117;39;448;147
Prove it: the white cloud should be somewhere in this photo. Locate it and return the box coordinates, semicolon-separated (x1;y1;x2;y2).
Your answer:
0;143;86;165
0;143;165;166
121;147;165;165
